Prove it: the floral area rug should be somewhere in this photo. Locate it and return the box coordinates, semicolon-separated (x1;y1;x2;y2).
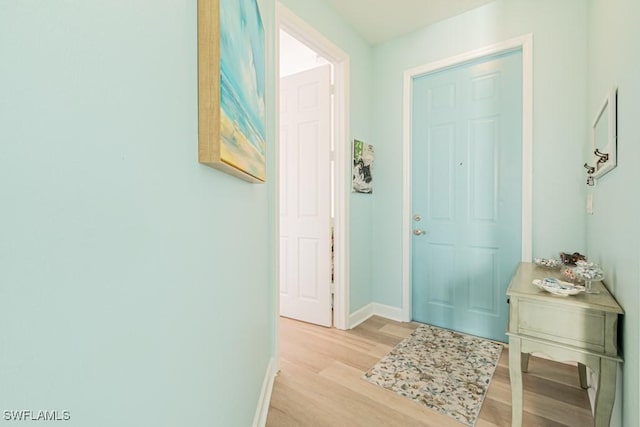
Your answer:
362;324;503;426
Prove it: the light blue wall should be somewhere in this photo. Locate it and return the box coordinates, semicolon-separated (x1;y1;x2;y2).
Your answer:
279;0;374;313
587;1;640;425
0;1;276;426
370;0;589;307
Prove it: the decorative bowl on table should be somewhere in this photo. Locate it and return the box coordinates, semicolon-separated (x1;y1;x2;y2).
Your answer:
534;258;563;269
572;261;604;294
533;277;585;296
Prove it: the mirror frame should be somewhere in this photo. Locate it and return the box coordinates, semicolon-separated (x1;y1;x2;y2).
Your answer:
591;87;618;179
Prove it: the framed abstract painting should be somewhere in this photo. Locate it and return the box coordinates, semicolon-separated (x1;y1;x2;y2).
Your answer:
198;0;266;183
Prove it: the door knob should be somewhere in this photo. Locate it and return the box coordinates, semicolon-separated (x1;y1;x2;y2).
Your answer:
413;229;426;236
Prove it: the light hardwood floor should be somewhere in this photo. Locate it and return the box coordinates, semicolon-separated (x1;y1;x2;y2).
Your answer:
266;316;593;427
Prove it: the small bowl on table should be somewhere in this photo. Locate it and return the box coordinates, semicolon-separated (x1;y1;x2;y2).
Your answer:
532;277;585;296
534;258;563;270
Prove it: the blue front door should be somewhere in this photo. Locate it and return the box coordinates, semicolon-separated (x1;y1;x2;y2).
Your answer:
411;50;523;342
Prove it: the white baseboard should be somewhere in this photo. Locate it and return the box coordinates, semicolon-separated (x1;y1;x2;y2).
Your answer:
348;303;406;328
348;303;374;328
252;357;278;427
371;303;405;322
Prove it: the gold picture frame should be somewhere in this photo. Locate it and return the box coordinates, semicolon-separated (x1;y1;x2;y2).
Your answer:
197;0;266;183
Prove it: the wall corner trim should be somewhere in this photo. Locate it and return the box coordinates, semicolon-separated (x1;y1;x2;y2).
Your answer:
252;357;278;427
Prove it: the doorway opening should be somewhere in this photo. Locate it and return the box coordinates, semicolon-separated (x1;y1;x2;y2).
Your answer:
278;29;334;327
276;4;350;333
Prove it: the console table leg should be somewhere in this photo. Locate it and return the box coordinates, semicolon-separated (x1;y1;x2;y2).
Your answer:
594;358;617;427
521;352;530;373
509;336;523;427
578;363;588;389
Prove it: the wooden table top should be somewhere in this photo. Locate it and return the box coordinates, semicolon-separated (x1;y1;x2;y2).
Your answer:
507;262;624;314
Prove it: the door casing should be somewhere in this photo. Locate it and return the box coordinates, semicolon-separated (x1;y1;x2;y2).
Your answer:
401;34;533;322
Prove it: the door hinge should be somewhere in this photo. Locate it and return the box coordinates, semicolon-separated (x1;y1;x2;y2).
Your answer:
330;84;335;95
330;283;335;308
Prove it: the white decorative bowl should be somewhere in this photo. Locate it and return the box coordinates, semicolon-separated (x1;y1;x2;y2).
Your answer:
533;278;585;296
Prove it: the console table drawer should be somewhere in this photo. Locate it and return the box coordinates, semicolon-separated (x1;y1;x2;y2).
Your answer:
517;300;605;352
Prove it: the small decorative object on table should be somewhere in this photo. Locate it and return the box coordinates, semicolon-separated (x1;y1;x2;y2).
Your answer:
534;258;562;269
573;261;605;294
532;277;585;296
559;252;587;266
562;267;581;283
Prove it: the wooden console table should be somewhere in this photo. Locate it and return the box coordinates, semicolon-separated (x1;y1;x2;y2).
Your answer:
506;262;623;426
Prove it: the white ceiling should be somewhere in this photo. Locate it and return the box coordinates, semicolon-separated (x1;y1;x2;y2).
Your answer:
321;0;496;45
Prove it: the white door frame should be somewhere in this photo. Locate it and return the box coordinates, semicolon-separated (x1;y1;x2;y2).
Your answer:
275;3;351;330
401;34;533;322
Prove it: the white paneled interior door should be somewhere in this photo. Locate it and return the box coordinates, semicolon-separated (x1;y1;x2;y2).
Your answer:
279;64;332;327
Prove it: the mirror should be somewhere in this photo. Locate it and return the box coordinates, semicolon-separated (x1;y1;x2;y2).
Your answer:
591;87;617;179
